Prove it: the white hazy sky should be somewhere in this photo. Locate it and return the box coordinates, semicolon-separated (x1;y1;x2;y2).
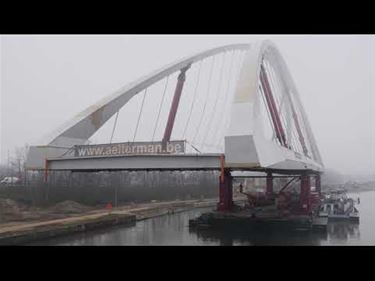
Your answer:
1;35;374;175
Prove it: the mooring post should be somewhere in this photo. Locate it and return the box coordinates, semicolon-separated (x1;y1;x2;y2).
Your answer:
217;155;233;212
300;174;311;214
266;172;273;197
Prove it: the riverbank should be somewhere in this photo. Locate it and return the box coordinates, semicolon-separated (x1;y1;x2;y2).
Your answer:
0;197;246;245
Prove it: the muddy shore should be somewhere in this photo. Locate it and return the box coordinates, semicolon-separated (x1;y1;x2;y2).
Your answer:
0;197;247;245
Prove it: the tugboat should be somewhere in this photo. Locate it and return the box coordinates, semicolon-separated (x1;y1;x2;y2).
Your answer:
318;189;359;223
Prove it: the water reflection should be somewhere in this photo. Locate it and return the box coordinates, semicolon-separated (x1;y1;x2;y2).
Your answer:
326;222;360;244
31;205;361;246
189;227;325;246
23;188;374;245
188;222;360;246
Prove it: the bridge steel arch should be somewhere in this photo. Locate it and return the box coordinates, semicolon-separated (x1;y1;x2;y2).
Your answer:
46;44;249;148
26;44;250;169
225;40;323;172
26;40;324;174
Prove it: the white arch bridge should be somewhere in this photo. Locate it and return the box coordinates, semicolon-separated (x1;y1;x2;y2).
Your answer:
26;40;324;212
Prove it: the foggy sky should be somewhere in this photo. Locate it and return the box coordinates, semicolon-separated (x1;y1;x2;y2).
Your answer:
1;35;374;175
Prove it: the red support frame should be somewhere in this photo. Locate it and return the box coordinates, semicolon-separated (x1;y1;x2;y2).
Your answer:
315;174;321;194
300;174;311;215
217;155;233;212
162;65;191;145
266;172;273;197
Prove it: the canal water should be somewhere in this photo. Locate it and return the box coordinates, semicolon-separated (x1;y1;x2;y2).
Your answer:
31;190;375;246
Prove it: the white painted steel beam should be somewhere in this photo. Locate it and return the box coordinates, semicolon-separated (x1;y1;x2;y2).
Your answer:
47;154;223;171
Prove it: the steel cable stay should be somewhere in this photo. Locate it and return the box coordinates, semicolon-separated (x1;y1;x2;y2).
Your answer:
58;145;76;158
109;110;120;144
270;71;300;153
260;63;285;147
266;62;290;148
299;101;319;160
267;61;291;146
259;84;275;144
270;60;310;155
287;119;300;153
284;88;309;155
214;51;246;148
132;88;148;142
270;62;298;152
294;101;312;153
185;139;201;153
292;123;304;155
265;60;282;107
262;80;292;147
268;60;299;151
279;93;299;152
268;61;287;118
216;51;247;146
192;55;216;144
151;76;170;142
210;50;236;146
283;95;298;150
291;121;302;153
200;52;227;150
189;140;222;151
290;119;301;152
261;63;282;143
287;109;304;155
181;60;203;139
259;83;276;143
265;61;283;115
273;76;293;148
294;107;311;155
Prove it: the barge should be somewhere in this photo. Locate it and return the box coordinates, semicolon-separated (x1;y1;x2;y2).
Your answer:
318;189;360;223
189;203;328;232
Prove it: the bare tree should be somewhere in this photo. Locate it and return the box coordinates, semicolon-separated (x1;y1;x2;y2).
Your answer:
9;145;29;183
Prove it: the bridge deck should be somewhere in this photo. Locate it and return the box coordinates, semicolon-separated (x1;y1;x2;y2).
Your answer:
46;153;223;171
46;154;317;174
